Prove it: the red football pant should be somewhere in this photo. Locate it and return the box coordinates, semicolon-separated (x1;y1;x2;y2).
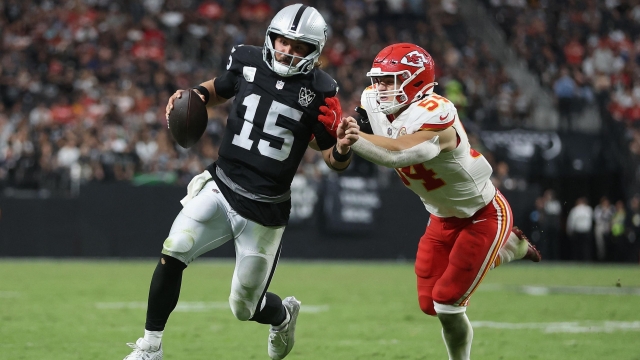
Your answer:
415;192;513;316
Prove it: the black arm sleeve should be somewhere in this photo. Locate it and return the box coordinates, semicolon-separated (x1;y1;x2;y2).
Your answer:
213;71;238;99
355;106;373;134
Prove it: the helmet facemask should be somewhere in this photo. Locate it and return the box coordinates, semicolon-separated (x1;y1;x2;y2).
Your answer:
365;43;438;115
366;67;433;115
263;32;319;77
262;4;327;77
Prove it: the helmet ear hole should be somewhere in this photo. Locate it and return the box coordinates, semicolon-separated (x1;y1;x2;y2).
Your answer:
414;81;423;88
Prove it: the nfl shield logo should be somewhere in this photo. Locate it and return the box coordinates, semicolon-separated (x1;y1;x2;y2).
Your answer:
298;87;316;107
276;80;284;90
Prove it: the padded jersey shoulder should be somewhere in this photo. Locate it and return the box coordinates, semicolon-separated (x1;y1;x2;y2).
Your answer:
226;45;265;70
311;68;338;98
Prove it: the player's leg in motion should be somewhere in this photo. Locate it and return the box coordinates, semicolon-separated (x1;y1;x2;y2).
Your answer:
491;226;541;269
416;216;474;360
417;194;513;360
229;221;299;360
124;180;237;360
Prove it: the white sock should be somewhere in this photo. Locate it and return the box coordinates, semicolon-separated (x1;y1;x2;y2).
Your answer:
439;312;473;360
144;330;163;349
492;231;527;269
272;308;291;330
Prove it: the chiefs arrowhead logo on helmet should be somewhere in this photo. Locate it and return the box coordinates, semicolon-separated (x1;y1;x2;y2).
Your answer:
366;43;437;115
401;51;429;67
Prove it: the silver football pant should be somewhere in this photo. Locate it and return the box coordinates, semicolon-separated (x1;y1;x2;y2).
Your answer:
161;179;285;321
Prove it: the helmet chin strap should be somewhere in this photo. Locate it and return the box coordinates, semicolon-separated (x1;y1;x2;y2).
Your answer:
273;61;295;77
270;48;314;77
379;100;401;115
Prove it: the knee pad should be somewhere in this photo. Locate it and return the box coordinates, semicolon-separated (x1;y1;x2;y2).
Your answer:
433;286;463;307
237;253;269;289
229;295;254;321
419;294;437;316
228;252;271;321
163;230;195;254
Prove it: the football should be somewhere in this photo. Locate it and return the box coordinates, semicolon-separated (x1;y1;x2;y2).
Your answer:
167;89;208;148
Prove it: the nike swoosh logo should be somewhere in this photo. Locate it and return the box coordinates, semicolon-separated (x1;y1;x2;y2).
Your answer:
472;219;486;224
439;113;448;121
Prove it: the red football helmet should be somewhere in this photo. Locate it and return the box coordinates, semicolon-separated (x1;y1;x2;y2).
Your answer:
366;43;437;115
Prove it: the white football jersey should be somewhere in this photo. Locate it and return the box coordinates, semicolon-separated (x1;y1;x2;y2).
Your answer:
361;89;496;218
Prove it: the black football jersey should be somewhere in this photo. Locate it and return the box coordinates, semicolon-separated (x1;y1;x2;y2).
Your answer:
207;45;338;226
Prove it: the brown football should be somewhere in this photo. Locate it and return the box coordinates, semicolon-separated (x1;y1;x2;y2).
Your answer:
167;89;208;148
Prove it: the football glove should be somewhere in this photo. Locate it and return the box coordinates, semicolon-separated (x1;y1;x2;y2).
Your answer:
318;97;342;138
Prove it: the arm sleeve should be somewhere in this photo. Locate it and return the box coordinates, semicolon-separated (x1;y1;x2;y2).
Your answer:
312;120;337;150
311;70;340;150
213;45;248;99
355;105;373;134
351;136;441;168
213;71;238;99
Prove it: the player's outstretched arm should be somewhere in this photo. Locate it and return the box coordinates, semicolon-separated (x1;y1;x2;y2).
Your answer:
320;117;358;171
351;123;456;168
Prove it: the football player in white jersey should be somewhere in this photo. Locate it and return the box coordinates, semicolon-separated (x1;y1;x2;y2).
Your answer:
319;43;541;360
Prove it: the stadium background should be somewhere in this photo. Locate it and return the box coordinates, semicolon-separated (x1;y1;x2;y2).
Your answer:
2;1;640;360
1;0;639;261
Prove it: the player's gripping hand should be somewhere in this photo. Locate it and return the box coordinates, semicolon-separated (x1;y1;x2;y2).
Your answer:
337;117;359;148
165;89;206;121
318;96;342;138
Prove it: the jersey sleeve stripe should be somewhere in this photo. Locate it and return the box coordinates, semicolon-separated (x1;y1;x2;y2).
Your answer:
418;118;454;131
470;148;482;158
457;192;511;307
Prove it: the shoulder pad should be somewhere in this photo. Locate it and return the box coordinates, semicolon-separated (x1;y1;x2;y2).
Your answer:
312;69;338;97
227;45;263;69
405;95;457;133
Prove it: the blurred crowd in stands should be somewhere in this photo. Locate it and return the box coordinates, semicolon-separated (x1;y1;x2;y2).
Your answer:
522;189;640;263
484;0;640;262
1;0;639;262
0;0;525;194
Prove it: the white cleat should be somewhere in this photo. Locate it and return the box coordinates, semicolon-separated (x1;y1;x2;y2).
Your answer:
123;338;163;360
268;296;301;360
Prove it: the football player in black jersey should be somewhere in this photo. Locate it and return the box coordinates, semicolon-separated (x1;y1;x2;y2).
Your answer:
123;4;359;360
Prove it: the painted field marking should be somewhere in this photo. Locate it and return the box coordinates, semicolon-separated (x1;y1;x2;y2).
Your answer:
472;321;640;333
0;291;21;298
479;284;640;296
95;301;329;313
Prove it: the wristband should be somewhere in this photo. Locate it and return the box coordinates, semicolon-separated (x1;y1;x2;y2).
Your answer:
193;85;210;104
332;145;352;162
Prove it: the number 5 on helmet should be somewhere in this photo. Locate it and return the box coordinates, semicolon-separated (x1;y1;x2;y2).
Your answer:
318;97;342;138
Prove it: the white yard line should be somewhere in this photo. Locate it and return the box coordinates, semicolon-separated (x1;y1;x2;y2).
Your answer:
472;321;640;333
479;284;640;296
95;301;329;313
0;291;21;298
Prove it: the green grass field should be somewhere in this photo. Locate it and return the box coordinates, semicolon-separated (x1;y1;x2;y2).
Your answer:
1;260;639;360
